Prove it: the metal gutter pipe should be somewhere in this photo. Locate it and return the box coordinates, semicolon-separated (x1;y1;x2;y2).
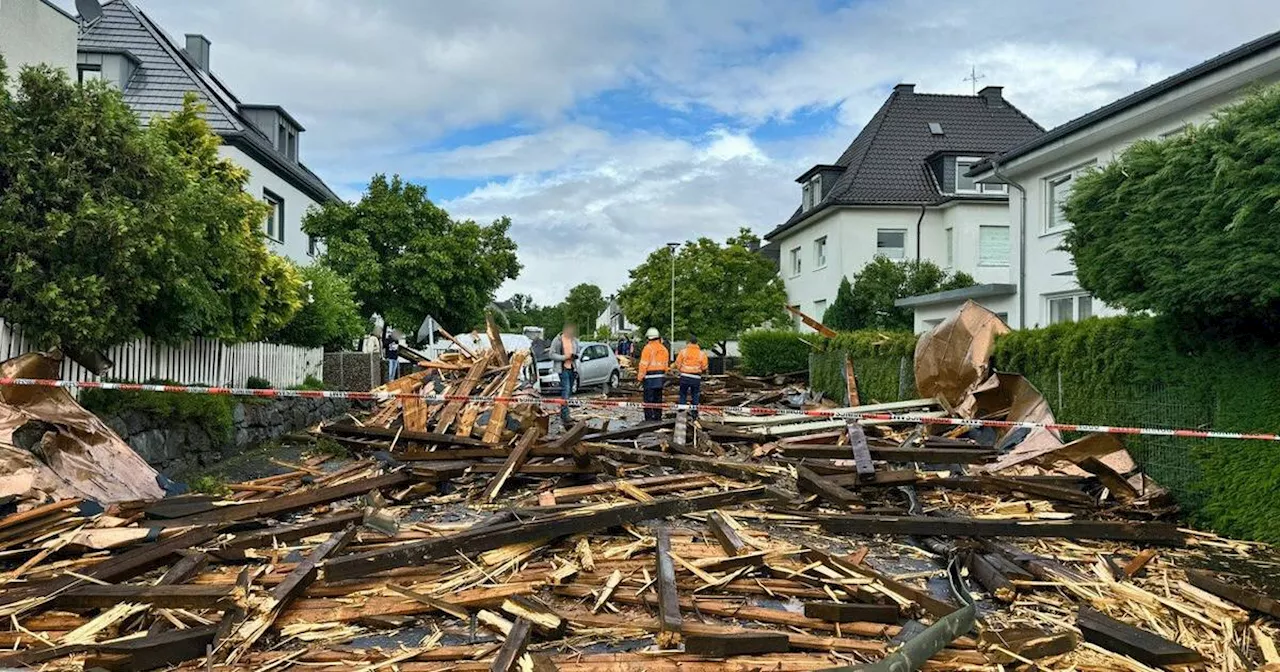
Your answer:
990;160;1027;328
914;204;926;262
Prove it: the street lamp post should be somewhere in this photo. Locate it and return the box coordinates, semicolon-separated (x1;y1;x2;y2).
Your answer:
666;242;679;361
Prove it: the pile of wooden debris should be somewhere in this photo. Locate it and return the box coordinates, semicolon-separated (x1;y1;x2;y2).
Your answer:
0;304;1278;671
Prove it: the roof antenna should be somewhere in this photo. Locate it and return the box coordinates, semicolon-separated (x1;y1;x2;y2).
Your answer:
76;0;104;30
963;65;986;95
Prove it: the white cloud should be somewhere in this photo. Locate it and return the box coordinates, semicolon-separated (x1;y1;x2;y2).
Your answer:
57;0;1280;305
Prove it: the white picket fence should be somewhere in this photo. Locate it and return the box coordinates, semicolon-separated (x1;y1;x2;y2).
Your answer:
0;318;322;388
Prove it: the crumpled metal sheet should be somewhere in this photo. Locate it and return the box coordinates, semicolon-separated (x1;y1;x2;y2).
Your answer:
0;353;165;506
913;301;1010;412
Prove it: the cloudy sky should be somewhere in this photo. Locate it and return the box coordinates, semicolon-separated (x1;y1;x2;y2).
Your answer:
64;0;1280;305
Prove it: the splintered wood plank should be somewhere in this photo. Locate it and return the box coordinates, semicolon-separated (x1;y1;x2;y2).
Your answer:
1186;569;1280;618
1122;549;1158;578
490;617;533;672
654;526;683;647
843;354;860;407
706;511;746;557
795;465;860;506
803;601;899;624
486;312;510;367
437;325;477;360
684;632;789;657
482;428;540;503
965;552;1015;603
437;353;491;435
812;514;1185;545
484;350;530;444
1076;606;1202;666
846;424;875;479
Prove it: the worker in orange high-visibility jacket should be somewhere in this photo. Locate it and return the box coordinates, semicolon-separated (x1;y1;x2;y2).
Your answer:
673;335;710;419
636;327;670;421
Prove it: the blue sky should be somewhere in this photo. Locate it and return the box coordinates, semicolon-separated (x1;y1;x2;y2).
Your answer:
66;0;1280;304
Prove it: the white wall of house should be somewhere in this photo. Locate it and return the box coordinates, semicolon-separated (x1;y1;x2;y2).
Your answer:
1000;47;1280;329
0;0;77;84
774;200;1013;331
219;146;323;266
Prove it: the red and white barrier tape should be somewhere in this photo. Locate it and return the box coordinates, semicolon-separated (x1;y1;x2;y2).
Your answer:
1;376;1277;442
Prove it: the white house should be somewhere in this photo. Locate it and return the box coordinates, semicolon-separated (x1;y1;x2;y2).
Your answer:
595;296;635;337
905;30;1280;331
764;84;1043;331
0;0;77;84
76;0;340;264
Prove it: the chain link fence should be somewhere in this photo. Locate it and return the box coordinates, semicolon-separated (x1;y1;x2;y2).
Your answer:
809;351;1213;515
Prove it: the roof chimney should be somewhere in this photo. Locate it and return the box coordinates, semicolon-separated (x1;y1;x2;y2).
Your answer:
894;83;915;95
185;34;211;72
978;85;1004;106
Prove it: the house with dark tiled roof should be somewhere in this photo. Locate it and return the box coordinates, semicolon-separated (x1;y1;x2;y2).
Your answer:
76;0;340;264
922;29;1280;331
764;83;1043;331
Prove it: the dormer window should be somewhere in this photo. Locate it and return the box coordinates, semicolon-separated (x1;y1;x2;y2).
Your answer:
955;156;1007;195
802;175;822;211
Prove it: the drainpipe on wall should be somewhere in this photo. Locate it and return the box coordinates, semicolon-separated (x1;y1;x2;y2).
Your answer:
914;204;926;262
990;159;1027;328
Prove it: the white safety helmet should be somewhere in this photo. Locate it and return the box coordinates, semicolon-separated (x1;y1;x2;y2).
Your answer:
646;327;660;340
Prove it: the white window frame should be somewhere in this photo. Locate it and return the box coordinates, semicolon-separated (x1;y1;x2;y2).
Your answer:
978;225;1010;267
876;228;907;260
813;236;828;270
813;299;828;319
1044;161;1096;234
789;246;802;277
944;227;954;268
78;64;103;84
801;182;814;211
1045;292;1093;325
954;156;983;194
264;189;285;243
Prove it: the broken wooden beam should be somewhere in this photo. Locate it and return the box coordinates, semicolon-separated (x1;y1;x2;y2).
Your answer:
82;624;220;672
654;526;683;647
324;486;777;581
780;445;996;463
684;632;789;657
795;465;860;506
965;552;1016;603
52;584;238;610
583;419;674;442
706;511;746;557
490;616;533;672
1186;569;1280;619
595;445;777;481
1077;606;1202;666
154;472;413;527
323;421;493;449
482;428;540;503
501;596;565;637
483;350;529;443
811;514;1185;545
803;601;899;624
846;424;875;479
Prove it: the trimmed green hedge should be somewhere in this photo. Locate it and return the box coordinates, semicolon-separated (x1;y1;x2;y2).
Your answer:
992;316;1280;543
740;330;812;376
809;330;919;404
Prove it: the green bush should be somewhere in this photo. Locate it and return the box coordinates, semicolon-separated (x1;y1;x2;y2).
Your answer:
270;265;366;351
81;379;236;444
288;375;325;391
809;330;919;403
739;329;812;376
246;376;272;390
992;315;1280;543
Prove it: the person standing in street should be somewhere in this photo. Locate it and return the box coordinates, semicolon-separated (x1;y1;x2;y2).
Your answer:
637;328;669;421
548;323;580;425
674;335;709;419
384;332;401;381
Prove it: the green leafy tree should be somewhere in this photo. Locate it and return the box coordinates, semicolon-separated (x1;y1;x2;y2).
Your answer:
822;276;858;330
304;175;521;334
1063;84;1280;334
0;64;300;354
842;257;974;330
561;283;605;331
271;265;367;350
618;229;786;354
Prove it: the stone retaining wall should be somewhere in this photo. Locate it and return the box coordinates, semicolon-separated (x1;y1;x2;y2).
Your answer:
102;397;351;476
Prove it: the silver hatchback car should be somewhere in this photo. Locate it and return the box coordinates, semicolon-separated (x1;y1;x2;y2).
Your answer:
532;341;622;393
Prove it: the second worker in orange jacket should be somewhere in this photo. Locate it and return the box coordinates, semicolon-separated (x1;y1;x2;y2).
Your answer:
673;336;709;418
637;327;670;421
